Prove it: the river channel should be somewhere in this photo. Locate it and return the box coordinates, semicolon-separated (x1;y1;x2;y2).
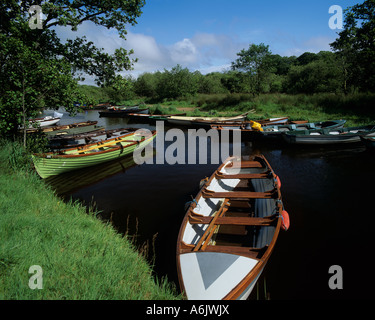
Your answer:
44;109;375;300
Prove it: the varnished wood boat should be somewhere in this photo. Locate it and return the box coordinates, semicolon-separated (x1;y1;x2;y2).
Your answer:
210;117;291;130
282;124;375;145
32;129;156;178
176;155;289;300
47;127;141;149
166;113;249;127
148;113;187;121
99;107;149;117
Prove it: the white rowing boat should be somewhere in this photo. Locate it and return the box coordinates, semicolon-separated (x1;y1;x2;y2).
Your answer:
176;155;289;300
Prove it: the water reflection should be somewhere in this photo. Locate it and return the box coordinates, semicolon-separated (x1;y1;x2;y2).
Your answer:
47;150;155;197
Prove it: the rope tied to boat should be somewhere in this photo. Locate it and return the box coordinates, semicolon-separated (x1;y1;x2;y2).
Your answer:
184;197;199;211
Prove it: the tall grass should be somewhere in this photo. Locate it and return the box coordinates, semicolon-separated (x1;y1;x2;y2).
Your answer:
0;140;180;300
159;93;375;126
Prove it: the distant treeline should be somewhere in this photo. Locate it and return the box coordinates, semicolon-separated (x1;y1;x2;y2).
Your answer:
82;0;375;104
83;47;370;104
133;50;347;99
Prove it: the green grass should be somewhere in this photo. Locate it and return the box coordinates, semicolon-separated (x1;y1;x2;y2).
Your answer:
145;93;375;126
0;140;180;300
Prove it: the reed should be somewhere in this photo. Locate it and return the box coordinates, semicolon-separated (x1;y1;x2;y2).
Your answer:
0;140;180;300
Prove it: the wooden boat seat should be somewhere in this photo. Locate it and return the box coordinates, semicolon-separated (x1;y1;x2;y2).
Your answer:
180;241;268;260
119;140;139;143
215;171;271;180
188;212;278;226
226;160;263;169
202;187;277;199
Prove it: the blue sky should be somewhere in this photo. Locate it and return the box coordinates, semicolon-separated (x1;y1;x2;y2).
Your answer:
55;0;360;82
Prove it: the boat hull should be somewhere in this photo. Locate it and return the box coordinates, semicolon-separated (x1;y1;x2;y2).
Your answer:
44;121;103;136
99;108;149;117
211;120;346;142
28;117;61;128
283;134;361;145
361;136;375;150
283;125;375;145
32;131;156;178
167;113;248;127
47;128;139;149
176;155;285;300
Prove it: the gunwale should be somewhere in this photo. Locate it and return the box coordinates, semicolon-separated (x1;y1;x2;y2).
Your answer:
176;155;283;300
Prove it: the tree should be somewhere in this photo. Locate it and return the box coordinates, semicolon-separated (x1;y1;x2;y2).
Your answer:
0;0;145;143
285;51;343;94
231;43;273;95
295;52;319;66
197;72;228;94
221;71;252;94
330;0;375;92
157;65;198;100
103;75;135;103
134;72;161;99
267;54;297;76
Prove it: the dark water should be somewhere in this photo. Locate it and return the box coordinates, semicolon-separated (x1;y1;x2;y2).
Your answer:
45;109;375;300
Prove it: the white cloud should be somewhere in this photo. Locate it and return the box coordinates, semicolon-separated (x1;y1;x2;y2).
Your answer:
54;21;246;80
279;36;335;57
169;38;198;64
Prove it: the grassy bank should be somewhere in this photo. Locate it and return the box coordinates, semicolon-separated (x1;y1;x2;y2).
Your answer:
0;140;179;300
122;93;375;127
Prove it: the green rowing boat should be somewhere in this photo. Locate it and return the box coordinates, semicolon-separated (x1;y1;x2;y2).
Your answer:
32;130;156;178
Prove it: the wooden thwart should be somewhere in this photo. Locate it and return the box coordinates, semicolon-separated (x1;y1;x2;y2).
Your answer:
180;241;267;260
227;160;263;169
202;188;277;199
216;171;271;180
188;212;278;226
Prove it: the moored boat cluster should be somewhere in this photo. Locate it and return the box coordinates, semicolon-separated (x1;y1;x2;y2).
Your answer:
26;106;374;300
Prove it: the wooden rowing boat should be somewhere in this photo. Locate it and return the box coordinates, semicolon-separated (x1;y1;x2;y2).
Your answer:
211;120;346;141
282;124;375;145
99;107;149;117
32;129;156;178
176;155;289;300
210;117;291;130
27;121;103;136
47;127;141;149
212;119;345;133
166;113;249;127
148;113;187;121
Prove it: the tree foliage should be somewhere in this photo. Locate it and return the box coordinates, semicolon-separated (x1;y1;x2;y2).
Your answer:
231;43;273;95
0;0;145;142
330;0;375;92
